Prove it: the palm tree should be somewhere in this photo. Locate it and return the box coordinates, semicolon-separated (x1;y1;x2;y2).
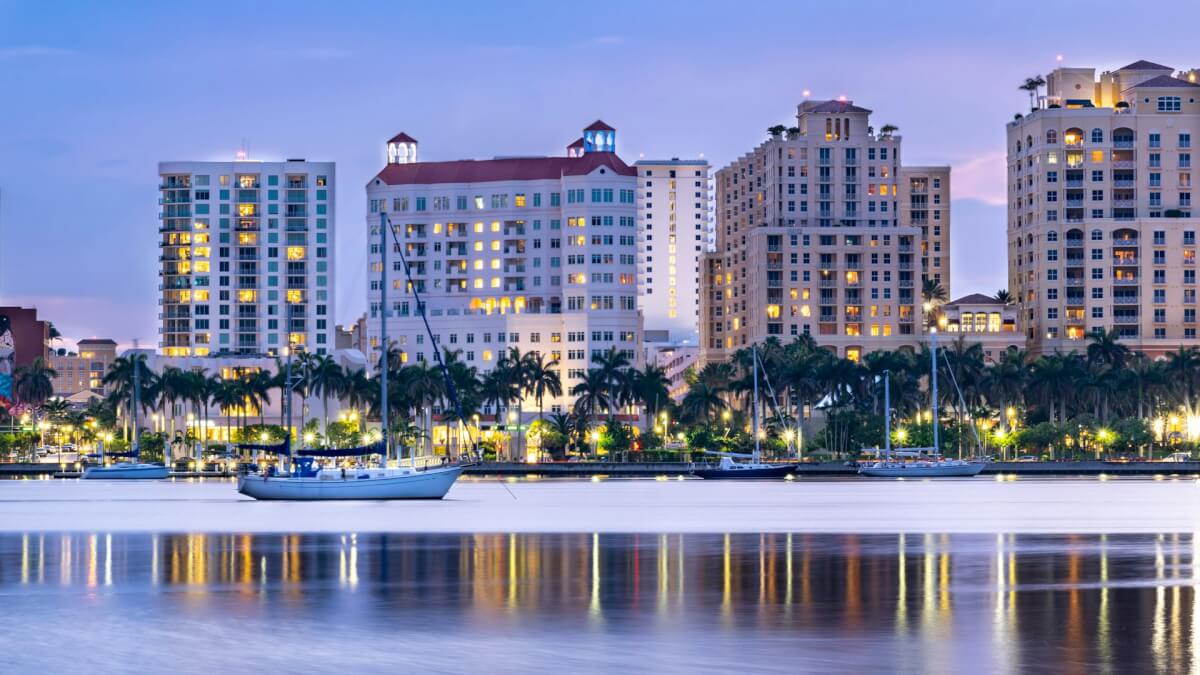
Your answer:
994;289;1014;305
524;352;562;422
306;353;343;441
629;364;670;435
766;124;787;139
591;347;631;415
102;353;153;443
1087;328;1130;370
1166;347;1200;415
13;357;57;410
571;369;611;456
247;370;274;428
680;376;725;425
407;361;446;458
1020;75;1045;110
878;124;898;139
209;378;244;447
341;367;374;431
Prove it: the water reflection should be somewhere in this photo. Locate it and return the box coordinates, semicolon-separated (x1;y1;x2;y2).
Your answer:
1;532;1199;673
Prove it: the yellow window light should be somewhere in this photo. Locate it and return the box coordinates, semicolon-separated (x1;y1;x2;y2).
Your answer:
194;261;210;272
287;247;306;260
238;204;256;217
194;290;210;301
238;233;256;245
474;222;484;233
238;290;257;302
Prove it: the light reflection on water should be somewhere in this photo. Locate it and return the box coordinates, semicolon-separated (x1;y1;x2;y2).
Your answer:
1;532;1199;674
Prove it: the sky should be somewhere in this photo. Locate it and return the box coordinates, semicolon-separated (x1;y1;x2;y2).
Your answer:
1;0;1197;350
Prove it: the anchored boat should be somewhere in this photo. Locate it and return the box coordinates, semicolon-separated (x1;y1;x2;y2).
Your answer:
83;344;169;480
694;345;796;479
237;212;471;501
858;331;984;479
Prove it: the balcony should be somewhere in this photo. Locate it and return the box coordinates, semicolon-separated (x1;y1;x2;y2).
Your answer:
1113;278;1139;286
1113;199;1136;208
1065;278;1085;287
898;279;914;289
1114;179;1136;188
1065;257;1085;267
1066;179;1084;188
1113;296;1139;305
1113;315;1140;325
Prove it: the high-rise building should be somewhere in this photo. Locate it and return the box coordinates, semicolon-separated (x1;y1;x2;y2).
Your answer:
49;338;117;397
365;122;643;420
158;158;336;357
702;100;951;363
1007;61;1200;356
634;158;710;343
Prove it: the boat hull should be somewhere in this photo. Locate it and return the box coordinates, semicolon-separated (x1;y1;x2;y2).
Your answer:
858;462;984;478
694;464;796;479
236;465;464;500
81;463;170;480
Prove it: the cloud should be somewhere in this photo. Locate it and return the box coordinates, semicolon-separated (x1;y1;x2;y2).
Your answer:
949;151;1007;206
0;46;72;60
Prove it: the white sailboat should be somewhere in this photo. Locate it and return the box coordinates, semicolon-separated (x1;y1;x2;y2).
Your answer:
859;330;983;478
694;344;796;479
237;213;467;500
83;342;169;480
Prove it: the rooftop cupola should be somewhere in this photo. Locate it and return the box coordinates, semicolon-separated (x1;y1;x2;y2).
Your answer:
582;120;616;154
387;132;418;165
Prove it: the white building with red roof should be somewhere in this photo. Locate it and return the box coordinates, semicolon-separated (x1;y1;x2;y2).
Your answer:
365;122;644;455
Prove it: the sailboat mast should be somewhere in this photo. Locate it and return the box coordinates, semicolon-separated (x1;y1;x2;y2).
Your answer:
884;369;891;460
131;338;140;460
752;344;761;463
379;213;389;467
930;330;939;456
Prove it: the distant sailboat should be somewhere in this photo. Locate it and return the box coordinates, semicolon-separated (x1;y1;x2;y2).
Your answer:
858;331;983;478
237;213;467;500
83;342;170;480
694;344;796;479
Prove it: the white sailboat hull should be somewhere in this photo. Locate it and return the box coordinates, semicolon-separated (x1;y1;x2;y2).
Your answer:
81;463;171;480
859;461;984;478
236;465;464;500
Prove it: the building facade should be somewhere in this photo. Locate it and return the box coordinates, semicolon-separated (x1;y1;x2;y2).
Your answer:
158;158;336;358
938;294;1022;364
49;338;118;397
1008;61;1200;356
634;158;710;343
702;100;951;363
365;122;643;417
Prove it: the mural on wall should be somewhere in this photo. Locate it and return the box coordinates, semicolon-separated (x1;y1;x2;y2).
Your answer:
0;314;13;411
0;307;49;412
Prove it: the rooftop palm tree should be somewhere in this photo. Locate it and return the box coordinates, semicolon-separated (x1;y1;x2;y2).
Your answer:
878;124;899;138
766;124;787;139
994;289;1014;305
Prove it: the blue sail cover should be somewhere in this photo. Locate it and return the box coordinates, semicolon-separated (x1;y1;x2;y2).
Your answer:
297;442;385;458
235;437;291;454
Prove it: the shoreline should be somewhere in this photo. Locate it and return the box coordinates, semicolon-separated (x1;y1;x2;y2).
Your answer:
3;478;1200;535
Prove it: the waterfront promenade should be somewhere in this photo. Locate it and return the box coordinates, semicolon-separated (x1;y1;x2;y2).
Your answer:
6;459;1200;478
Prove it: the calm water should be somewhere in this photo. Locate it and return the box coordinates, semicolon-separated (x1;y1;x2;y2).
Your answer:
1;532;1198;674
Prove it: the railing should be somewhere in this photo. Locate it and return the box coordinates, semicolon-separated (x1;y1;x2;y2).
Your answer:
1113;140;1135;149
1114;179;1135;187
1065;278;1085;287
1113;315;1139;324
1112;257;1139;265
1113;278;1139;285
1065;258;1085;267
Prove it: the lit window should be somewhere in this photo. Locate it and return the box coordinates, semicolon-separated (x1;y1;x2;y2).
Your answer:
238;290;257;302
286;289;303;303
287;247;306;260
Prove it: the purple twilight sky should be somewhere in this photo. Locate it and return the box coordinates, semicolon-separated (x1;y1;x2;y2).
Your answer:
1;0;1197;350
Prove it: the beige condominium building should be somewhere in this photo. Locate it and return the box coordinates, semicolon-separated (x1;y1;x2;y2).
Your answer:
702;99;950;362
49;338;118;397
1008;60;1200;356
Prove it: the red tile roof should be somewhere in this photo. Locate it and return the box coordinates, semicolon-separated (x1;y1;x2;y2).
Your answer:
584;120;615;131
373;151;636;186
388;132;418;144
